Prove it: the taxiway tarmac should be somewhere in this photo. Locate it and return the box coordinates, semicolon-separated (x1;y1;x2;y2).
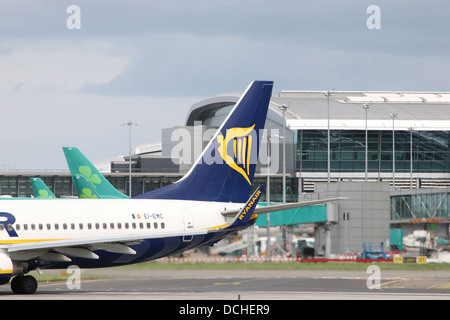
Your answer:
2;268;450;300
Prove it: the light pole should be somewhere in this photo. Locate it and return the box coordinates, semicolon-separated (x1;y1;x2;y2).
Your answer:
409;127;415;189
266;134;271;262
121;120;140;196
279;104;287;204
363;104;371;181
389;112;398;189
325;90;334;183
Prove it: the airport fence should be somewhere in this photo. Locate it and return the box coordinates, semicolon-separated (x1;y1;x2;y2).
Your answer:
155;252;390;264
156;255;299;264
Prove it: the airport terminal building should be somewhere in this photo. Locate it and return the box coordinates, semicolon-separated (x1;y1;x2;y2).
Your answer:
114;89;450;195
2;89;450;257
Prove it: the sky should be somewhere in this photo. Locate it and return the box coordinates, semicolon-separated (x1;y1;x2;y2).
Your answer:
0;0;449;171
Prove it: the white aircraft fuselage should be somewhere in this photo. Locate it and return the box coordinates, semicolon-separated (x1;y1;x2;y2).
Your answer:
0;198;241;269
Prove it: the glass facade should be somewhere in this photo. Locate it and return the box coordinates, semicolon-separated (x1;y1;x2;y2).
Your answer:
127;176;181;197
391;192;449;221
252;176;298;203
0;175;184;198
0;174;297;201
0;176;76;198
297;130;450;174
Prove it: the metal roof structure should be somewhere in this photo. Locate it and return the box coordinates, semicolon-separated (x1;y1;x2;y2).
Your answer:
272;91;450;131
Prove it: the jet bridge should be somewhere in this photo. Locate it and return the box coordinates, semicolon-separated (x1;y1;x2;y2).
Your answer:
255;202;337;258
255;202;328;227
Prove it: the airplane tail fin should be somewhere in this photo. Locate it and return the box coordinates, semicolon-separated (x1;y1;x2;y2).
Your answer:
74;176;101;199
63;147;130;199
134;80;273;203
30;178;56;199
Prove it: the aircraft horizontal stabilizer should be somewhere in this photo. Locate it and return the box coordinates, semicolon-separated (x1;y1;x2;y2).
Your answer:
221;197;346;217
223;185;265;230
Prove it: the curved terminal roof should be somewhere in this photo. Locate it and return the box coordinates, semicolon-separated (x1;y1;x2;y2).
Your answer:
185;96;239;126
185;95;288;128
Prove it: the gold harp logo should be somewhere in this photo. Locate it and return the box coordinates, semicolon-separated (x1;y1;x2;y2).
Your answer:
217;124;255;185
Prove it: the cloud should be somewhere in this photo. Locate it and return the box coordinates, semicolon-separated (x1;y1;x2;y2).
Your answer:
79;33;270;96
0;40;135;92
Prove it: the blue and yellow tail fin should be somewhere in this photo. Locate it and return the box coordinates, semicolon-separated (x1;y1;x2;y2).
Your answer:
134;80;273;203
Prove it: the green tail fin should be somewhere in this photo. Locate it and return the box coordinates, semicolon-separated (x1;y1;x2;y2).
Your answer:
63;147;129;199
30;178;56;199
74;176;101;199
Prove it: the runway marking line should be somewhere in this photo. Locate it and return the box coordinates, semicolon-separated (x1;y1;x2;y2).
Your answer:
427;282;450;290
374;279;405;289
213;282;241;286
